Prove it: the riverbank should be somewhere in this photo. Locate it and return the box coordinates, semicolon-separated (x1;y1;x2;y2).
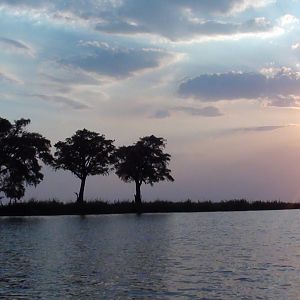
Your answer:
0;199;299;216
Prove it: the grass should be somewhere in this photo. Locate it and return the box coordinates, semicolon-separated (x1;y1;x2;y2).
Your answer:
0;199;299;216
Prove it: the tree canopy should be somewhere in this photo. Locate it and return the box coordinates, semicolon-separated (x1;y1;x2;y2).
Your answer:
0;116;174;206
54;129;115;203
0;117;52;201
115;135;174;204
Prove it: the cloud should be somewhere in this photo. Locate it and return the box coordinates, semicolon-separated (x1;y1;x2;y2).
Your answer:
0;0;45;7
0;70;21;84
60;43;176;78
151;105;222;118
95;16;275;41
0;0;277;41
266;95;300;107
174;106;223;116
178;68;300;106
230;0;274;13
151;110;171;119
40;72;98;86
230;125;290;133
0;0;273;17
30;94;89;109
39;62;100;86
218;124;296;136
0;37;35;56
179;72;266;100
277;14;299;28
94;11;276;42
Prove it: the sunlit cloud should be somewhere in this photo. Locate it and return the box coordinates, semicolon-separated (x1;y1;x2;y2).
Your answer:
95;17;276;42
0;0;279;42
277;14;299;28
229;0;275;14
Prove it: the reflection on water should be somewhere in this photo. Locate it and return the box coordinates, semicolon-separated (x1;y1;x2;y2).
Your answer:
1;211;300;299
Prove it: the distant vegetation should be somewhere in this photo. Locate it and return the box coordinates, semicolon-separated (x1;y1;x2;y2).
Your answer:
0;116;173;205
0;199;299;216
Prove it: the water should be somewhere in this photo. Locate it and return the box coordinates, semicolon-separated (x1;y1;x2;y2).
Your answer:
1;210;300;299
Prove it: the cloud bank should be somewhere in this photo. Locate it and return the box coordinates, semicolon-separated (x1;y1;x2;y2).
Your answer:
61;43;176;78
178;68;300;107
0;0;277;41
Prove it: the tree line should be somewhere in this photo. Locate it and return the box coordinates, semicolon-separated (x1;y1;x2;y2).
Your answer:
0;117;174;204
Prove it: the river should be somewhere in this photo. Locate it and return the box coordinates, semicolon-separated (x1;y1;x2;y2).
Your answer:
1;210;300;299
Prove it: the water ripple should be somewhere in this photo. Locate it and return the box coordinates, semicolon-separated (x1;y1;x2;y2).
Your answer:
1;211;300;299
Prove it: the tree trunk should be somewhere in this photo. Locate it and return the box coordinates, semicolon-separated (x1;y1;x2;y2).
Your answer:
134;180;142;205
77;176;86;203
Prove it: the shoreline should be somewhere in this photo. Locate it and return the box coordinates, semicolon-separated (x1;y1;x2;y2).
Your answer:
0;199;299;217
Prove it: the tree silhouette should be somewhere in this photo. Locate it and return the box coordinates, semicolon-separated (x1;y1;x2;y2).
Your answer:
54;129;115;203
115;135;174;205
0;117;52;202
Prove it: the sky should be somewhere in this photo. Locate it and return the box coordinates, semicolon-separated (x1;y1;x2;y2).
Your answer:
2;0;300;202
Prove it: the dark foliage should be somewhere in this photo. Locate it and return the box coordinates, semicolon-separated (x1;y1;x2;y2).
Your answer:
54;129;115;203
115;135;174;204
0;117;52;201
0;199;299;216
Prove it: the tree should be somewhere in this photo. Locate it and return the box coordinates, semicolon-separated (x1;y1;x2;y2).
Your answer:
54;129;115;203
0;117;52;202
115;135;174;205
